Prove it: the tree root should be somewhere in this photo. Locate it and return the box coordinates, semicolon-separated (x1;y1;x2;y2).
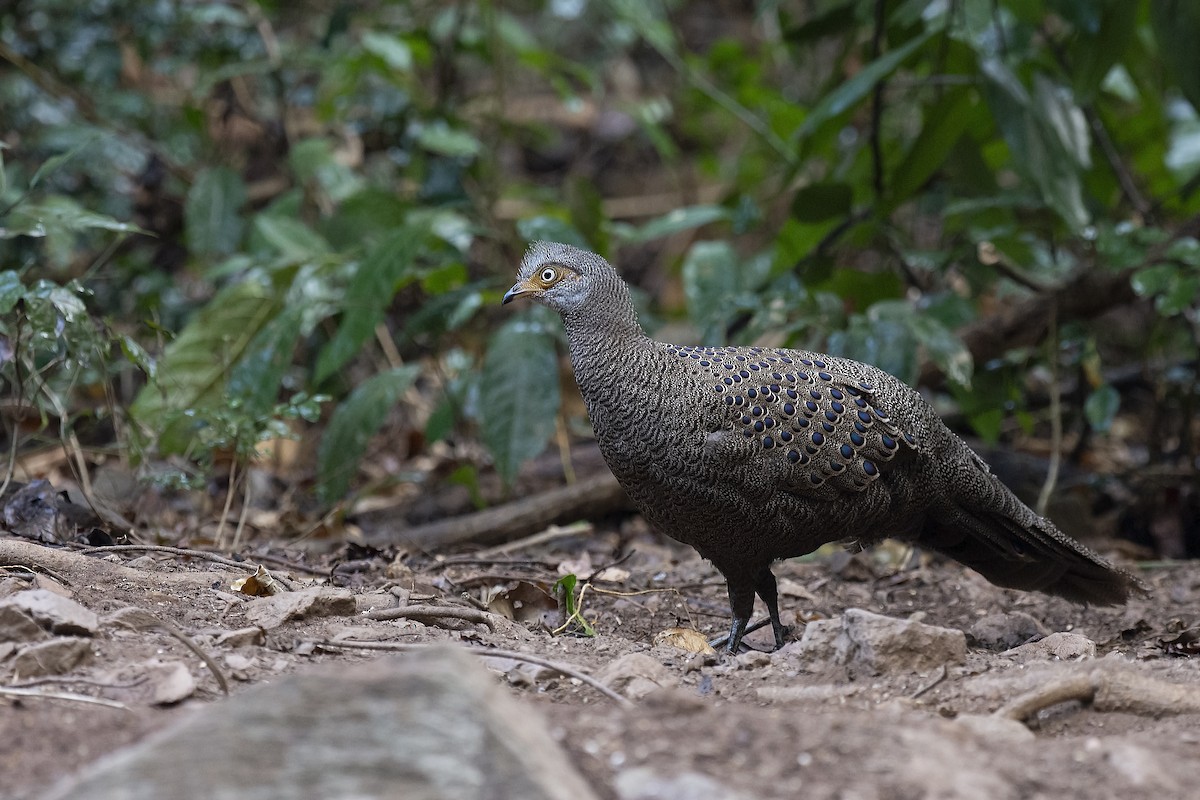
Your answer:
996;666;1200;724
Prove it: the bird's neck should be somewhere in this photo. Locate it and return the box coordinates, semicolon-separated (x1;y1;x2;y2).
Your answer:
559;284;652;397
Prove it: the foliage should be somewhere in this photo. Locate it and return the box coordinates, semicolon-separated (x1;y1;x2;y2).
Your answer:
1;0;1198;512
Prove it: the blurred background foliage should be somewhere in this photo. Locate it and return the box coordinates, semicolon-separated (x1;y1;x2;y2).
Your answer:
0;0;1197;553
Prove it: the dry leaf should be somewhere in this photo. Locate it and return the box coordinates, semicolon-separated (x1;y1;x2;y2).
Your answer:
654;627;716;655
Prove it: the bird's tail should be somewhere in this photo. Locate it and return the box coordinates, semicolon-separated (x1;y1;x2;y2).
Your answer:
922;470;1145;605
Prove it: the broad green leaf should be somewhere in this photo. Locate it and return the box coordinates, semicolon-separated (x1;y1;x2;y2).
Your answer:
185;167;247;258
0;270;24;314
362;31;413;72
130;279;280;452
29;137;98;190
478;314;561;487
981;61;1090;230
797;31;933;138
886;88;975;211
910;313;973;387
1151;0;1200;113
415;121;481;158
254;215;331;260
618;205;731;244
116;334;156;381
317;365;420;504
682;240;739;343
3;197;144;238
791;182;852;223
315;226;422;383
228;304;305;415
1084;384;1120;432
1068;1;1137;102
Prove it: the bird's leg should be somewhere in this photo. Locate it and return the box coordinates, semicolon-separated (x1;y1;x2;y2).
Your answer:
753;566;791;650
720;576;756;654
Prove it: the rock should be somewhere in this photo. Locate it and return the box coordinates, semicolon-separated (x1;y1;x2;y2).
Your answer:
1005;631;1095;662
969;611;1048;649
43;645;600;800
785;617;841;662
596;653;675;700
614;767;751;800
0;589;98;636
12;637;92;677
0;603;48;643
213;626;266;647
793;609;966;673
140;660;197;705
951;713;1036;745
243;586;356;629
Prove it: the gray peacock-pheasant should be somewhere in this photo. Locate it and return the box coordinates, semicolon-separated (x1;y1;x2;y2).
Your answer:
503;241;1145;653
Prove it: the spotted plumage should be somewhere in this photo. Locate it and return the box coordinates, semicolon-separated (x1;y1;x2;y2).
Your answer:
503;241;1145;653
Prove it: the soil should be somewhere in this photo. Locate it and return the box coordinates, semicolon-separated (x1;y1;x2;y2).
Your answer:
2;518;1198;800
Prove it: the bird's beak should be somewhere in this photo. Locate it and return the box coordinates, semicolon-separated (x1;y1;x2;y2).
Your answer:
502;280;534;305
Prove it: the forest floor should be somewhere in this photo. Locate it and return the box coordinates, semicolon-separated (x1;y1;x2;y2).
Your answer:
2;507;1198;799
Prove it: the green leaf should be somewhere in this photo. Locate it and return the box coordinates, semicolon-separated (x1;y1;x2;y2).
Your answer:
797;31;933;138
682;240;740;343
478;314;561;487
254;215;331;260
910;314;973;388
116;334;156;381
317;365;421;505
3;197;145;239
186;167;247;258
618;205;730;244
361;31;413;72
415;120;481;158
28;137;99;190
791;182;853;223
228;304;305;415
129;279;281;454
315;226;423;383
885;88;975;211
1069;1;1138;102
1151;0;1200;113
0;270;24;315
1084;384;1120;432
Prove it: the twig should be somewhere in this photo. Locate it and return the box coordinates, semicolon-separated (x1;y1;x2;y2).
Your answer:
366;604;500;631
75;544;296;591
9;675;148;690
311;640;633;707
0;685;131;710
910;664;949;698
106;607;230;695
469;521;594;560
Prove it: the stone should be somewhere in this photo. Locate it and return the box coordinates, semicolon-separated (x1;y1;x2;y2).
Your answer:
43;645;599;800
0;603;49;643
614;767;751;800
1005;631;1096;662
242;586;356;629
11;637;92;677
969;611;1048;649
0;589;98;636
596;652;676;700
793;609;966;673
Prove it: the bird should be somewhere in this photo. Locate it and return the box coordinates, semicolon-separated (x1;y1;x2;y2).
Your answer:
502;241;1145;653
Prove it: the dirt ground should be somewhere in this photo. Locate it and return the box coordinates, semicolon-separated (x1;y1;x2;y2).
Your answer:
2;518;1198;800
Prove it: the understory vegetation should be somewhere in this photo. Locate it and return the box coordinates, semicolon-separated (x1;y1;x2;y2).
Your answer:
1;0;1196;555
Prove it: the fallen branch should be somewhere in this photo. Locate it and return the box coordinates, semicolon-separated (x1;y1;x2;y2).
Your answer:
996;667;1200;724
0;684;131;711
366;604;500;631
77;544;296;591
0;539;226;589
383;472;630;550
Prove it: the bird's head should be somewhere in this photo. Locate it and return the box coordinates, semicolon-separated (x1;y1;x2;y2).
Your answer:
502;241;611;316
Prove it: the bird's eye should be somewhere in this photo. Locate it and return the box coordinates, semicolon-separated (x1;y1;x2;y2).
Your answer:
540;267;558;283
